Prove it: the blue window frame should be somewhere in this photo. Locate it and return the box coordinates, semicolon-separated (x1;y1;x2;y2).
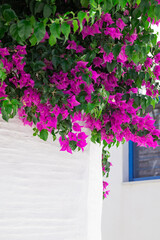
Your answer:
129;103;160;181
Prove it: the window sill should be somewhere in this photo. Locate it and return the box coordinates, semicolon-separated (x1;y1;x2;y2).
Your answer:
122;178;160;185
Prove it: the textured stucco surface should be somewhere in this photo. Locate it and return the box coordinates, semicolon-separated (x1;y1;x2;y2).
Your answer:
102;144;160;240
0;117;102;240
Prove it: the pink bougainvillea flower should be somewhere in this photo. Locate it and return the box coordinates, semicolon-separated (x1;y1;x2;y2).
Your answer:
71;111;82;123
135;64;142;72
116;18;126;31
76;45;85;53
76;61;88;69
0;82;8;98
78;132;89;140
59;136;72;154
117;45;128;63
61;108;69;120
90;22;101;35
93;119;102;131
19;73;34;88
103;181;108;190
68;132;77;141
125;30;138;44
88;67;100;83
51;104;61;117
0;58;12;74
103;190;110;198
73;122;83;132
66;40;77;50
103;52;114;63
157;41;160;47
66;40;85;53
104;27;123;39
156;0;160;4
0;47;10;58
144;57;153;69
42;58;53;70
154;53;160;63
81;26;94;39
101;130;114;144
101;13;114;25
128;88;138;94
67;95;80;109
15;45;27;55
154;65;160;79
124;9;129;15
93;57;103;67
77;139;87;151
146;88;153;96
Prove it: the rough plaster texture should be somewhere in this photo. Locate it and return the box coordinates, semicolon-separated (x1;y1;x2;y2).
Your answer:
0;117;102;240
102;144;160;240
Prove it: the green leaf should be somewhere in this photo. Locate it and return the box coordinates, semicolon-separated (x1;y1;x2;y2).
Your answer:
29;34;37;46
52;53;60;69
82;73;91;84
139;0;150;14
39;129;48;141
151;34;157;46
119;0;128;8
132;53;139;64
69;141;77;150
50;23;61;39
34;22;45;43
0;70;6;82
72;20;79;33
148;6;155;19
103;0;113;12
112;44;121;59
5;104;12;114
102;43;111;54
11;99;20;105
0;21;8;39
133;8;141;18
43;4;52;18
151;98;156;109
80;0;89;7
1;4;11;12
107;61;116;73
33;61;45;71
1;107;9;122
61;22;70;40
49;35;57;46
3;9;17;22
9;23;21;42
18;20;32;41
34;2;45;15
61;60;69;72
154;5;160;19
78;11;86;31
125;45;134;58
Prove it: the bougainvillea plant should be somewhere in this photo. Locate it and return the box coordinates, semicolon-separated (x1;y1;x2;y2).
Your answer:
0;0;160;199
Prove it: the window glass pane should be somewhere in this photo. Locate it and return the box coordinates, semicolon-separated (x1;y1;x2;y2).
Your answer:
133;103;160;179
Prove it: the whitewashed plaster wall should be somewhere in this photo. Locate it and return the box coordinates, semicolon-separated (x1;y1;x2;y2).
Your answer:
102;143;160;240
0;117;102;240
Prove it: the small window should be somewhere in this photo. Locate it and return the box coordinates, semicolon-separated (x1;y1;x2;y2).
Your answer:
129;102;160;181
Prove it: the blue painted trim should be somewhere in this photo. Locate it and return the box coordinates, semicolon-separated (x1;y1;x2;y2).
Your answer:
129;141;133;181
129;140;160;182
132;176;160;181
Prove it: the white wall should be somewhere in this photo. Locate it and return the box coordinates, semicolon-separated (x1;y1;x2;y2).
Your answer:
102;143;160;240
0;117;102;240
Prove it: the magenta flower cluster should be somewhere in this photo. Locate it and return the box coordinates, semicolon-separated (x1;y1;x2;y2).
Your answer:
1;8;160;199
